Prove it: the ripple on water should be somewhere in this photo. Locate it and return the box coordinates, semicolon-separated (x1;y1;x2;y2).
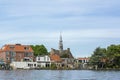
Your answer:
0;70;120;80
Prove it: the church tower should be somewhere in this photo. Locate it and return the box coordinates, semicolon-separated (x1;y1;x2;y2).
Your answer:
59;33;63;53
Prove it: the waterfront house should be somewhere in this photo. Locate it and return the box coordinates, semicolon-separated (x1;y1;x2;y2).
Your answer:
77;57;90;69
78;57;89;63
61;58;75;69
50;53;62;68
0;44;34;64
36;55;51;68
10;62;37;69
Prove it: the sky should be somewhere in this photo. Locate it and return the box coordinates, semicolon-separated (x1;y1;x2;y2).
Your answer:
0;0;120;58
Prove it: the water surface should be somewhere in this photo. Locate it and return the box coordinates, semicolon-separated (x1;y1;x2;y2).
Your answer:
0;70;120;80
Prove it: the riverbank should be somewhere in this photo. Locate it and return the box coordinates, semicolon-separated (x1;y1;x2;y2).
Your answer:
0;67;84;70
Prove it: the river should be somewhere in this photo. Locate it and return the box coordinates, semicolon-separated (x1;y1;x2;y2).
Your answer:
0;70;120;80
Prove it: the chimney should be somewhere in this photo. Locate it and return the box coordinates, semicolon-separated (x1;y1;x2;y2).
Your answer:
67;48;70;51
16;44;21;46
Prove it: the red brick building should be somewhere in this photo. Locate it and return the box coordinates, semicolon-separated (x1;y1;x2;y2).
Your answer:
0;44;34;64
50;53;62;63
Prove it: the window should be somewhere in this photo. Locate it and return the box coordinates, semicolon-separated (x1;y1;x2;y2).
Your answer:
10;51;16;57
24;47;29;50
6;57;9;60
38;57;40;60
6;52;9;56
25;53;32;57
79;60;82;63
83;60;85;63
29;53;32;56
11;58;15;62
28;64;30;67
9;46;14;50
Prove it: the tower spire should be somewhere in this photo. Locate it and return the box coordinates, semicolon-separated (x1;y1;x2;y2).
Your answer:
59;32;63;52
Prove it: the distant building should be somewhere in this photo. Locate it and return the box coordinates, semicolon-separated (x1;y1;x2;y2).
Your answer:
50;34;74;59
49;34;75;69
61;58;75;69
77;57;89;63
77;57;90;69
36;55;51;68
0;44;34;64
50;53;62;68
50;53;62;63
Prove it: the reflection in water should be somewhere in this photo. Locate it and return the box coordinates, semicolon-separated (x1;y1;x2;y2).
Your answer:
0;70;120;80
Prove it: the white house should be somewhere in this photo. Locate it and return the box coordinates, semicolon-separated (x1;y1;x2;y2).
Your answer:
36;55;51;68
77;57;90;69
77;57;89;63
10;62;37;69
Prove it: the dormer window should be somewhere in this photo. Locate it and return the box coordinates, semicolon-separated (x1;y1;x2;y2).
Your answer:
10;46;14;50
24;47;29;50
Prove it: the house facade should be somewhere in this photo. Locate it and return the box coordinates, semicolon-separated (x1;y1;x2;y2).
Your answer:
61;58;75;68
77;57;90;69
36;55;51;68
10;62;37;69
0;44;34;64
77;57;89;63
50;53;62;68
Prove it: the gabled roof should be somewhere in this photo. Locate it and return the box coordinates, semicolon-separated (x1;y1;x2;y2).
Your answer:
50;48;74;58
0;44;33;52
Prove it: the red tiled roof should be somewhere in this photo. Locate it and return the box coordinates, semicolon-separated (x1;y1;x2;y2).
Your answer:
50;54;62;62
78;57;90;60
0;44;33;52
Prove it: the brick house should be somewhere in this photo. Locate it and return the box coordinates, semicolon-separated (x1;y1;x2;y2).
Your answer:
0;44;34;64
50;53;62;68
50;53;62;63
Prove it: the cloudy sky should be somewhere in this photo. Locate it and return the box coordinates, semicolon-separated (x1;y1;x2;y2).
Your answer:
0;0;120;57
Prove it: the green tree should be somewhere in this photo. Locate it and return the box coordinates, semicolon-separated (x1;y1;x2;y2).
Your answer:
106;45;120;68
90;44;120;69
89;47;106;68
31;45;48;56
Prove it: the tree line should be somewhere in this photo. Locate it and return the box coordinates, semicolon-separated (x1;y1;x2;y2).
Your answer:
30;44;70;58
89;44;120;69
31;44;120;69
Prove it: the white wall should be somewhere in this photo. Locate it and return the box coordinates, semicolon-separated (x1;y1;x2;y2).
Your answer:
36;55;50;62
10;62;37;69
36;55;51;68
